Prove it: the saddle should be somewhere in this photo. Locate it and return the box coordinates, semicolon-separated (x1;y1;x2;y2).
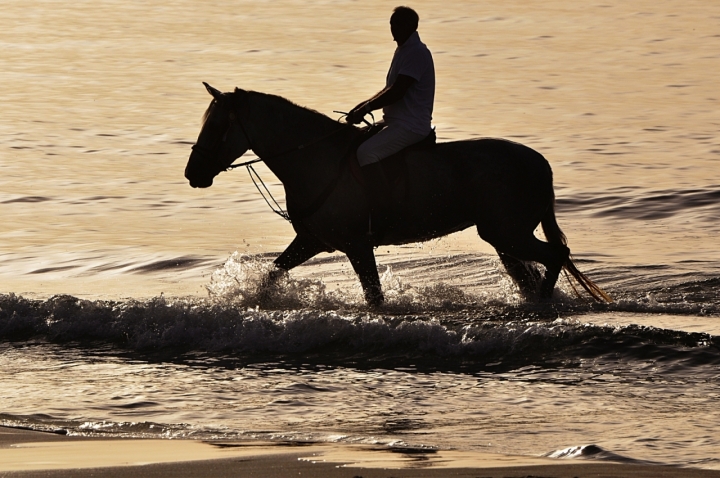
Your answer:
291;125;435;222
348;124;437;188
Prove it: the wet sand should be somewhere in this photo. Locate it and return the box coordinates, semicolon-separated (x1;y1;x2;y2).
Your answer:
2;427;720;478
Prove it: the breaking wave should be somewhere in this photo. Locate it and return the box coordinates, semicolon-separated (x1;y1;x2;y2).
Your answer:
0;299;717;372
544;444;660;465
1;253;719;369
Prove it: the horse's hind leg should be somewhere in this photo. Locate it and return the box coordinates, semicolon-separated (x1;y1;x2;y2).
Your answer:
481;229;569;300
506;238;568;300
535;240;570;299
497;252;543;297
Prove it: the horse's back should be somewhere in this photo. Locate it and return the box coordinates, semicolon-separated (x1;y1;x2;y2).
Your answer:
437;138;548;170
402;137;555;235
407;137;552;188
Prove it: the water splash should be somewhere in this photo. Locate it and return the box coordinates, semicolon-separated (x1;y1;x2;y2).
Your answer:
204;252;523;311
205;252;353;309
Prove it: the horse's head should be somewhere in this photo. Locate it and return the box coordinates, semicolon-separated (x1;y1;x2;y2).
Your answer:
185;83;251;188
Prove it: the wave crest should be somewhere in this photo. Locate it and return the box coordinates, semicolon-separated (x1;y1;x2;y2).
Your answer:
1;292;717;370
544;444;657;464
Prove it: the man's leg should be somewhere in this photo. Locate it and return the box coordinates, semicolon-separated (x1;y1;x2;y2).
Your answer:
357;124;426;235
357;123;427;167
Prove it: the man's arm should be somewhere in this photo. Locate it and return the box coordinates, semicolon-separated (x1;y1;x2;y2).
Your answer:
346;74;416;124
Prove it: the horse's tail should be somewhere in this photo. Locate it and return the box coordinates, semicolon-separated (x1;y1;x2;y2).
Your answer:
541;191;612;303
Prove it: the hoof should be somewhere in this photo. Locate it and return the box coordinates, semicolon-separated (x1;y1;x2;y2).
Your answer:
261;267;288;288
256;268;288;306
539;283;555;302
540;265;563;301
365;289;385;308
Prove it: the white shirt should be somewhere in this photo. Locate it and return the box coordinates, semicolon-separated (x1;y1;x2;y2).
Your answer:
383;31;435;135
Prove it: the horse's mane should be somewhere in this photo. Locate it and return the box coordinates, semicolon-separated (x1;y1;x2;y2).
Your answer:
201;101;215;126
247;90;342;129
200;90;342;132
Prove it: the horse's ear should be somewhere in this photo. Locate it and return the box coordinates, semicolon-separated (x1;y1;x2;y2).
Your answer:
203;82;222;99
233;88;249;106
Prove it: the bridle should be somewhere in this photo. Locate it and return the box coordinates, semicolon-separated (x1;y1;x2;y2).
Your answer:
189;94;356;222
189;101;247;176
191;95;352;172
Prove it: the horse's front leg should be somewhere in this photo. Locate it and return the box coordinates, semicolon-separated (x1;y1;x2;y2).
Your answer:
345;241;383;307
263;233;332;289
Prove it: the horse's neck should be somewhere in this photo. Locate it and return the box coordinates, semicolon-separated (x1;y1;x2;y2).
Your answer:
247;93;342;160
246;93;353;193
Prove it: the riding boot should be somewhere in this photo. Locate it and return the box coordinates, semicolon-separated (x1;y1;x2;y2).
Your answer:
361;161;394;238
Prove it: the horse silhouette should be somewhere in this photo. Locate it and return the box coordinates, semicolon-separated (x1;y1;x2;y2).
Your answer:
185;83;610;306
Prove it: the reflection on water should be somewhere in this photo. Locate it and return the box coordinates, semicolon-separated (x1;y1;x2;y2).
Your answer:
1;337;719;468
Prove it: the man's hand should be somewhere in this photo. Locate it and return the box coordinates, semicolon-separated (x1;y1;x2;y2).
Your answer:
346;103;369;125
345;75;415;125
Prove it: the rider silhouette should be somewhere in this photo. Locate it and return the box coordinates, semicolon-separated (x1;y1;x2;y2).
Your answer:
346;6;435;235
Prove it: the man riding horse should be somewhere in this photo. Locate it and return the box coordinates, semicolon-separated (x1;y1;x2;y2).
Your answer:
185;6;610;306
346;6;435;236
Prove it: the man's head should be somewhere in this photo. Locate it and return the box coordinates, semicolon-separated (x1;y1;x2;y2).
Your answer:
390;6;419;46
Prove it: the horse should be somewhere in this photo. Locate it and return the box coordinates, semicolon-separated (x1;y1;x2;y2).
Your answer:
185;83;610;306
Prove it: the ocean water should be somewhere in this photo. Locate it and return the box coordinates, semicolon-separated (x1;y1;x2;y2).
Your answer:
2;0;720;471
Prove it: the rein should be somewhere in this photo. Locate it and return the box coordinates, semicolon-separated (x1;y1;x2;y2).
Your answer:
221;107;355;222
246;163;291;221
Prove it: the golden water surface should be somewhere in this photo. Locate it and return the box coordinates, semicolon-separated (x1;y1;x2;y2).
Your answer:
2;0;719;297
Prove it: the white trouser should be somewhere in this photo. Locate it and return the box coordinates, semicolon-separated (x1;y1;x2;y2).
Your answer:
357;122;428;167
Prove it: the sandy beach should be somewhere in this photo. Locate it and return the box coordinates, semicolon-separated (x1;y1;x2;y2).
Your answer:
2;426;720;478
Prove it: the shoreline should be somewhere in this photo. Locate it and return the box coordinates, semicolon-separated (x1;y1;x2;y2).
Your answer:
2;427;720;478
